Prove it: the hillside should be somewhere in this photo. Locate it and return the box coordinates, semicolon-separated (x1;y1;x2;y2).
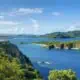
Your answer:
40;30;80;38
0;41;42;80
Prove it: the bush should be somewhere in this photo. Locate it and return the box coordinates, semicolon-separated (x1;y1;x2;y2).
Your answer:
60;44;64;49
48;69;77;80
49;45;55;50
67;43;73;50
0;42;42;80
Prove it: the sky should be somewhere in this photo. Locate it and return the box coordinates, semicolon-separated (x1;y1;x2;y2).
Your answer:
0;0;80;35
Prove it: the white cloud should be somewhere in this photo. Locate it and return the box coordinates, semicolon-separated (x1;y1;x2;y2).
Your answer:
67;23;80;31
0;25;25;34
0;8;43;17
18;27;25;34
12;27;25;34
0;27;17;34
0;16;4;19
18;8;43;14
0;20;18;25
52;12;61;16
0;20;20;34
31;18;40;34
9;8;43;16
0;18;40;34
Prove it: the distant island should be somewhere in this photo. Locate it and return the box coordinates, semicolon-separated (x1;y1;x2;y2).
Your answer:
33;40;80;50
1;30;80;39
40;30;80;38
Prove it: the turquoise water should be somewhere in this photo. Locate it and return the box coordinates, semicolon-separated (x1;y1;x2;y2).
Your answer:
10;37;80;80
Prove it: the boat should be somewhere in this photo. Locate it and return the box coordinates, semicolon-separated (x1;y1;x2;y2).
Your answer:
37;61;51;65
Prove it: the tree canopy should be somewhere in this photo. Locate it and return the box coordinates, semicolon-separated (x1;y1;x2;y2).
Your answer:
48;69;77;80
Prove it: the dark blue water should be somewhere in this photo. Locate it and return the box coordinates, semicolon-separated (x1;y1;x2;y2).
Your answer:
9;37;80;80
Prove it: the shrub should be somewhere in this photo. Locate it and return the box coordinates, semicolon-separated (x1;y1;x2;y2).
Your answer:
48;69;77;80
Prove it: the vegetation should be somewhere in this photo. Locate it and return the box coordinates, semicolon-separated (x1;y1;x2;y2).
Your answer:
33;40;80;50
60;43;64;49
49;45;55;50
0;41;42;80
48;69;77;80
0;41;78;80
40;30;80;38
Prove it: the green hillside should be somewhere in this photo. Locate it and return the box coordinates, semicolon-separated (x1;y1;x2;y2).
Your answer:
40;30;80;38
0;41;42;80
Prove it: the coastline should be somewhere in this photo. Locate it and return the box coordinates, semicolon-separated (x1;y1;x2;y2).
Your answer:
32;43;80;50
32;43;48;47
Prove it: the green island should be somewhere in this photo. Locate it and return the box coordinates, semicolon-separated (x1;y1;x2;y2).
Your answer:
40;30;80;38
0;41;78;80
33;40;80;50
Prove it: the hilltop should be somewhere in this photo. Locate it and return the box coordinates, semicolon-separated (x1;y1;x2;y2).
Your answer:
40;30;80;38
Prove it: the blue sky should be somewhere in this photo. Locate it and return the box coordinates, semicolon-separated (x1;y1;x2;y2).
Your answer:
0;0;80;35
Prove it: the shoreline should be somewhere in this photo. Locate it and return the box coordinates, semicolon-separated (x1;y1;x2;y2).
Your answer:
32;43;48;47
32;43;80;50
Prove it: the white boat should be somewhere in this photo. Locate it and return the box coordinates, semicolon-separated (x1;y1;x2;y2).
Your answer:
44;61;51;64
37;61;51;65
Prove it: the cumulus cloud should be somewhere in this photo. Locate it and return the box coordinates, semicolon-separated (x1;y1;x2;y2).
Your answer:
0;13;41;34
9;8;43;16
52;12;61;16
0;27;17;34
0;20;21;34
0;16;4;19
0;8;43;17
12;27;25;34
0;19;40;34
0;20;18;25
31;18;40;34
0;25;25;34
67;23;80;31
18;8;43;14
18;27;25;34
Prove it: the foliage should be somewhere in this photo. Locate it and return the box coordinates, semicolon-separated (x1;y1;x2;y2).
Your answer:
48;69;77;80
41;30;80;38
60;43;64;49
49;45;55;50
0;41;42;80
34;40;80;50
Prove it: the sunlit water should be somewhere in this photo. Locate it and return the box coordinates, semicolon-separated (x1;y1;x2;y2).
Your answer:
9;37;80;80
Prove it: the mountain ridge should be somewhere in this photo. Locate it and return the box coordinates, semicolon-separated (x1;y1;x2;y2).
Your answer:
40;30;80;38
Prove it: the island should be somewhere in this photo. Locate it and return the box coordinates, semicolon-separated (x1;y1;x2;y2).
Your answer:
40;30;80;38
33;40;80;50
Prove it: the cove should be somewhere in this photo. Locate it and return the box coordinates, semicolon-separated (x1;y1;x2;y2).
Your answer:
9;37;80;80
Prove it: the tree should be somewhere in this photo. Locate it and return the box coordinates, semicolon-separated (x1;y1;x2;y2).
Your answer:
0;42;42;80
60;44;64;49
68;43;73;50
0;55;25;80
48;69;77;80
49;45;55;50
